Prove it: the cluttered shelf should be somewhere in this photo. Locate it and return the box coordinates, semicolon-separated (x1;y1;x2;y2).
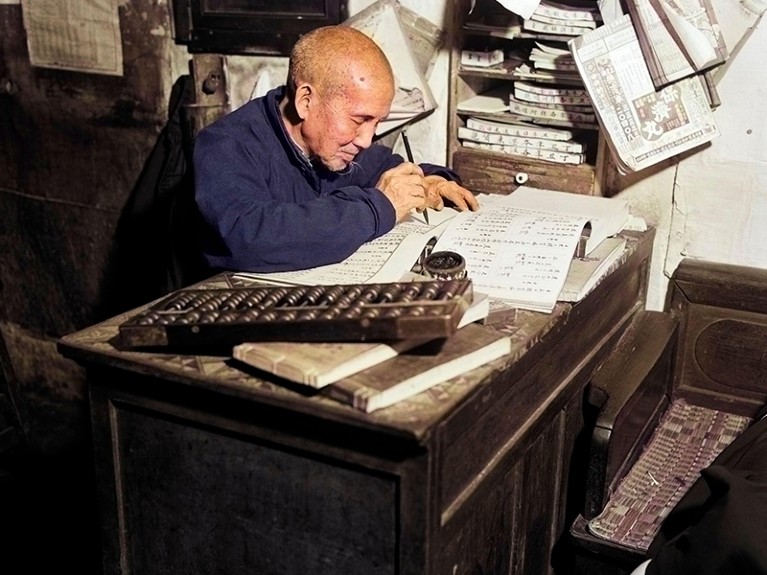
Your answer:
448;0;606;195
451;0;765;184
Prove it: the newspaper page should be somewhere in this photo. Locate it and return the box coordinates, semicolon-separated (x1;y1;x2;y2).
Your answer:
569;14;719;173
21;0;123;76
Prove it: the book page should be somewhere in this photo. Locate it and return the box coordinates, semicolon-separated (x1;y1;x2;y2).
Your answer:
235;219;453;286
496;0;542;19
662;0;721;69
457;88;510;114
432;198;587;311
506;186;629;254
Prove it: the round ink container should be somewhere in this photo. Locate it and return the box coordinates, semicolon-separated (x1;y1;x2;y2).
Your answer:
423;251;467;281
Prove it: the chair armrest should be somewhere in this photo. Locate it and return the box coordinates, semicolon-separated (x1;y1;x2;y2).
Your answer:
583;310;678;519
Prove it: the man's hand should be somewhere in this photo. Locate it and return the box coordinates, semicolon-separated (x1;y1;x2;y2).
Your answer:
423;175;479;212
376;162;428;222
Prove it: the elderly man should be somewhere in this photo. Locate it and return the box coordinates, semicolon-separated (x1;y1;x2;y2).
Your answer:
193;25;478;274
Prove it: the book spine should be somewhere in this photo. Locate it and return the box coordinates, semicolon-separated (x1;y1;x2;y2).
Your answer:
514;81;588;98
527;12;598;28
459;126;585;153
513;65;586;86
461;49;504;67
322;380;374;412
508;99;596;123
533;1;602;22
466;117;574;141
529;59;579;72
463;140;585;164
700;70;721;109
522;19;596;36
514;86;591;106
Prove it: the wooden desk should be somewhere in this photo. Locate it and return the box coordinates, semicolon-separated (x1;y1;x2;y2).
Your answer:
58;230;654;575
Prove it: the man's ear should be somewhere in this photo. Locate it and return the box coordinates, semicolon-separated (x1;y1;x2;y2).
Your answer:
293;83;316;121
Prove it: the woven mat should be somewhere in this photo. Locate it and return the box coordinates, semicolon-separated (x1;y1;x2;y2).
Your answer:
587;399;751;551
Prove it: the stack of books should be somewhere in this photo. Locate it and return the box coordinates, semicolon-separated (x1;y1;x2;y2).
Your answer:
456;0;602;164
458;114;588;165
233;324;511;413
513;41;584;86
508;80;596;131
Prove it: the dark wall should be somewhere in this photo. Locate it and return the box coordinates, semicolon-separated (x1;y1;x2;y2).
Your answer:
1;2;182;334
0;3;189;571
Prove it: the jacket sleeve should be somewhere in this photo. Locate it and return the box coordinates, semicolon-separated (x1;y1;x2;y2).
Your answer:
420;162;462;183
193;132;398;273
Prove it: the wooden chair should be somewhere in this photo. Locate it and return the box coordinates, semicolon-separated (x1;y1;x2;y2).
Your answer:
569;258;767;575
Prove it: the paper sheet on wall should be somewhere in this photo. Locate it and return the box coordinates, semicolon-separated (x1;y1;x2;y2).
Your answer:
569;14;720;173
21;0;123;76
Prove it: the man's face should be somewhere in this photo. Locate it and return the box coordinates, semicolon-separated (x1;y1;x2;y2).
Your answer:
302;79;394;172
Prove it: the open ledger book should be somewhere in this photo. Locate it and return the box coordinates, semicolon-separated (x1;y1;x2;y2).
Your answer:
237;186;629;314
233;187;628;410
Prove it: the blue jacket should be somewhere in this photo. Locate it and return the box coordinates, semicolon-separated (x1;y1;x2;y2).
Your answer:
193;87;459;273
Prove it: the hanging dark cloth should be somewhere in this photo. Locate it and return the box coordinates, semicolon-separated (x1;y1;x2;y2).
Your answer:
107;74;207;314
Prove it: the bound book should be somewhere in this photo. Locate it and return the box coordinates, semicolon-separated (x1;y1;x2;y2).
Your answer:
231;291;492;388
465;116;576;141
232;293;490;389
232;338;427;389
458;126;585;153
432;187;630;312
462;140;586;165
322;324;511;413
626;0;728;89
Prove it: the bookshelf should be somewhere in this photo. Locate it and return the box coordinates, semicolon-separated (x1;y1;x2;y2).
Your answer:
448;0;607;195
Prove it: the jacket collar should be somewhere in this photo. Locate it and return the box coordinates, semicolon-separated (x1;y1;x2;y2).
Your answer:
264;86;313;171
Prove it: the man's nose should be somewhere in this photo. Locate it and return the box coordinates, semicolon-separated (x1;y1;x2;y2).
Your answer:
353;123;377;150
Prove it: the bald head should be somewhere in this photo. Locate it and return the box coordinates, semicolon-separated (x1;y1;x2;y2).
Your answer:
287;25;394;100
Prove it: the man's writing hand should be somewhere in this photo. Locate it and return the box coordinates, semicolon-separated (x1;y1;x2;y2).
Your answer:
423;175;479;212
376;162;428;222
